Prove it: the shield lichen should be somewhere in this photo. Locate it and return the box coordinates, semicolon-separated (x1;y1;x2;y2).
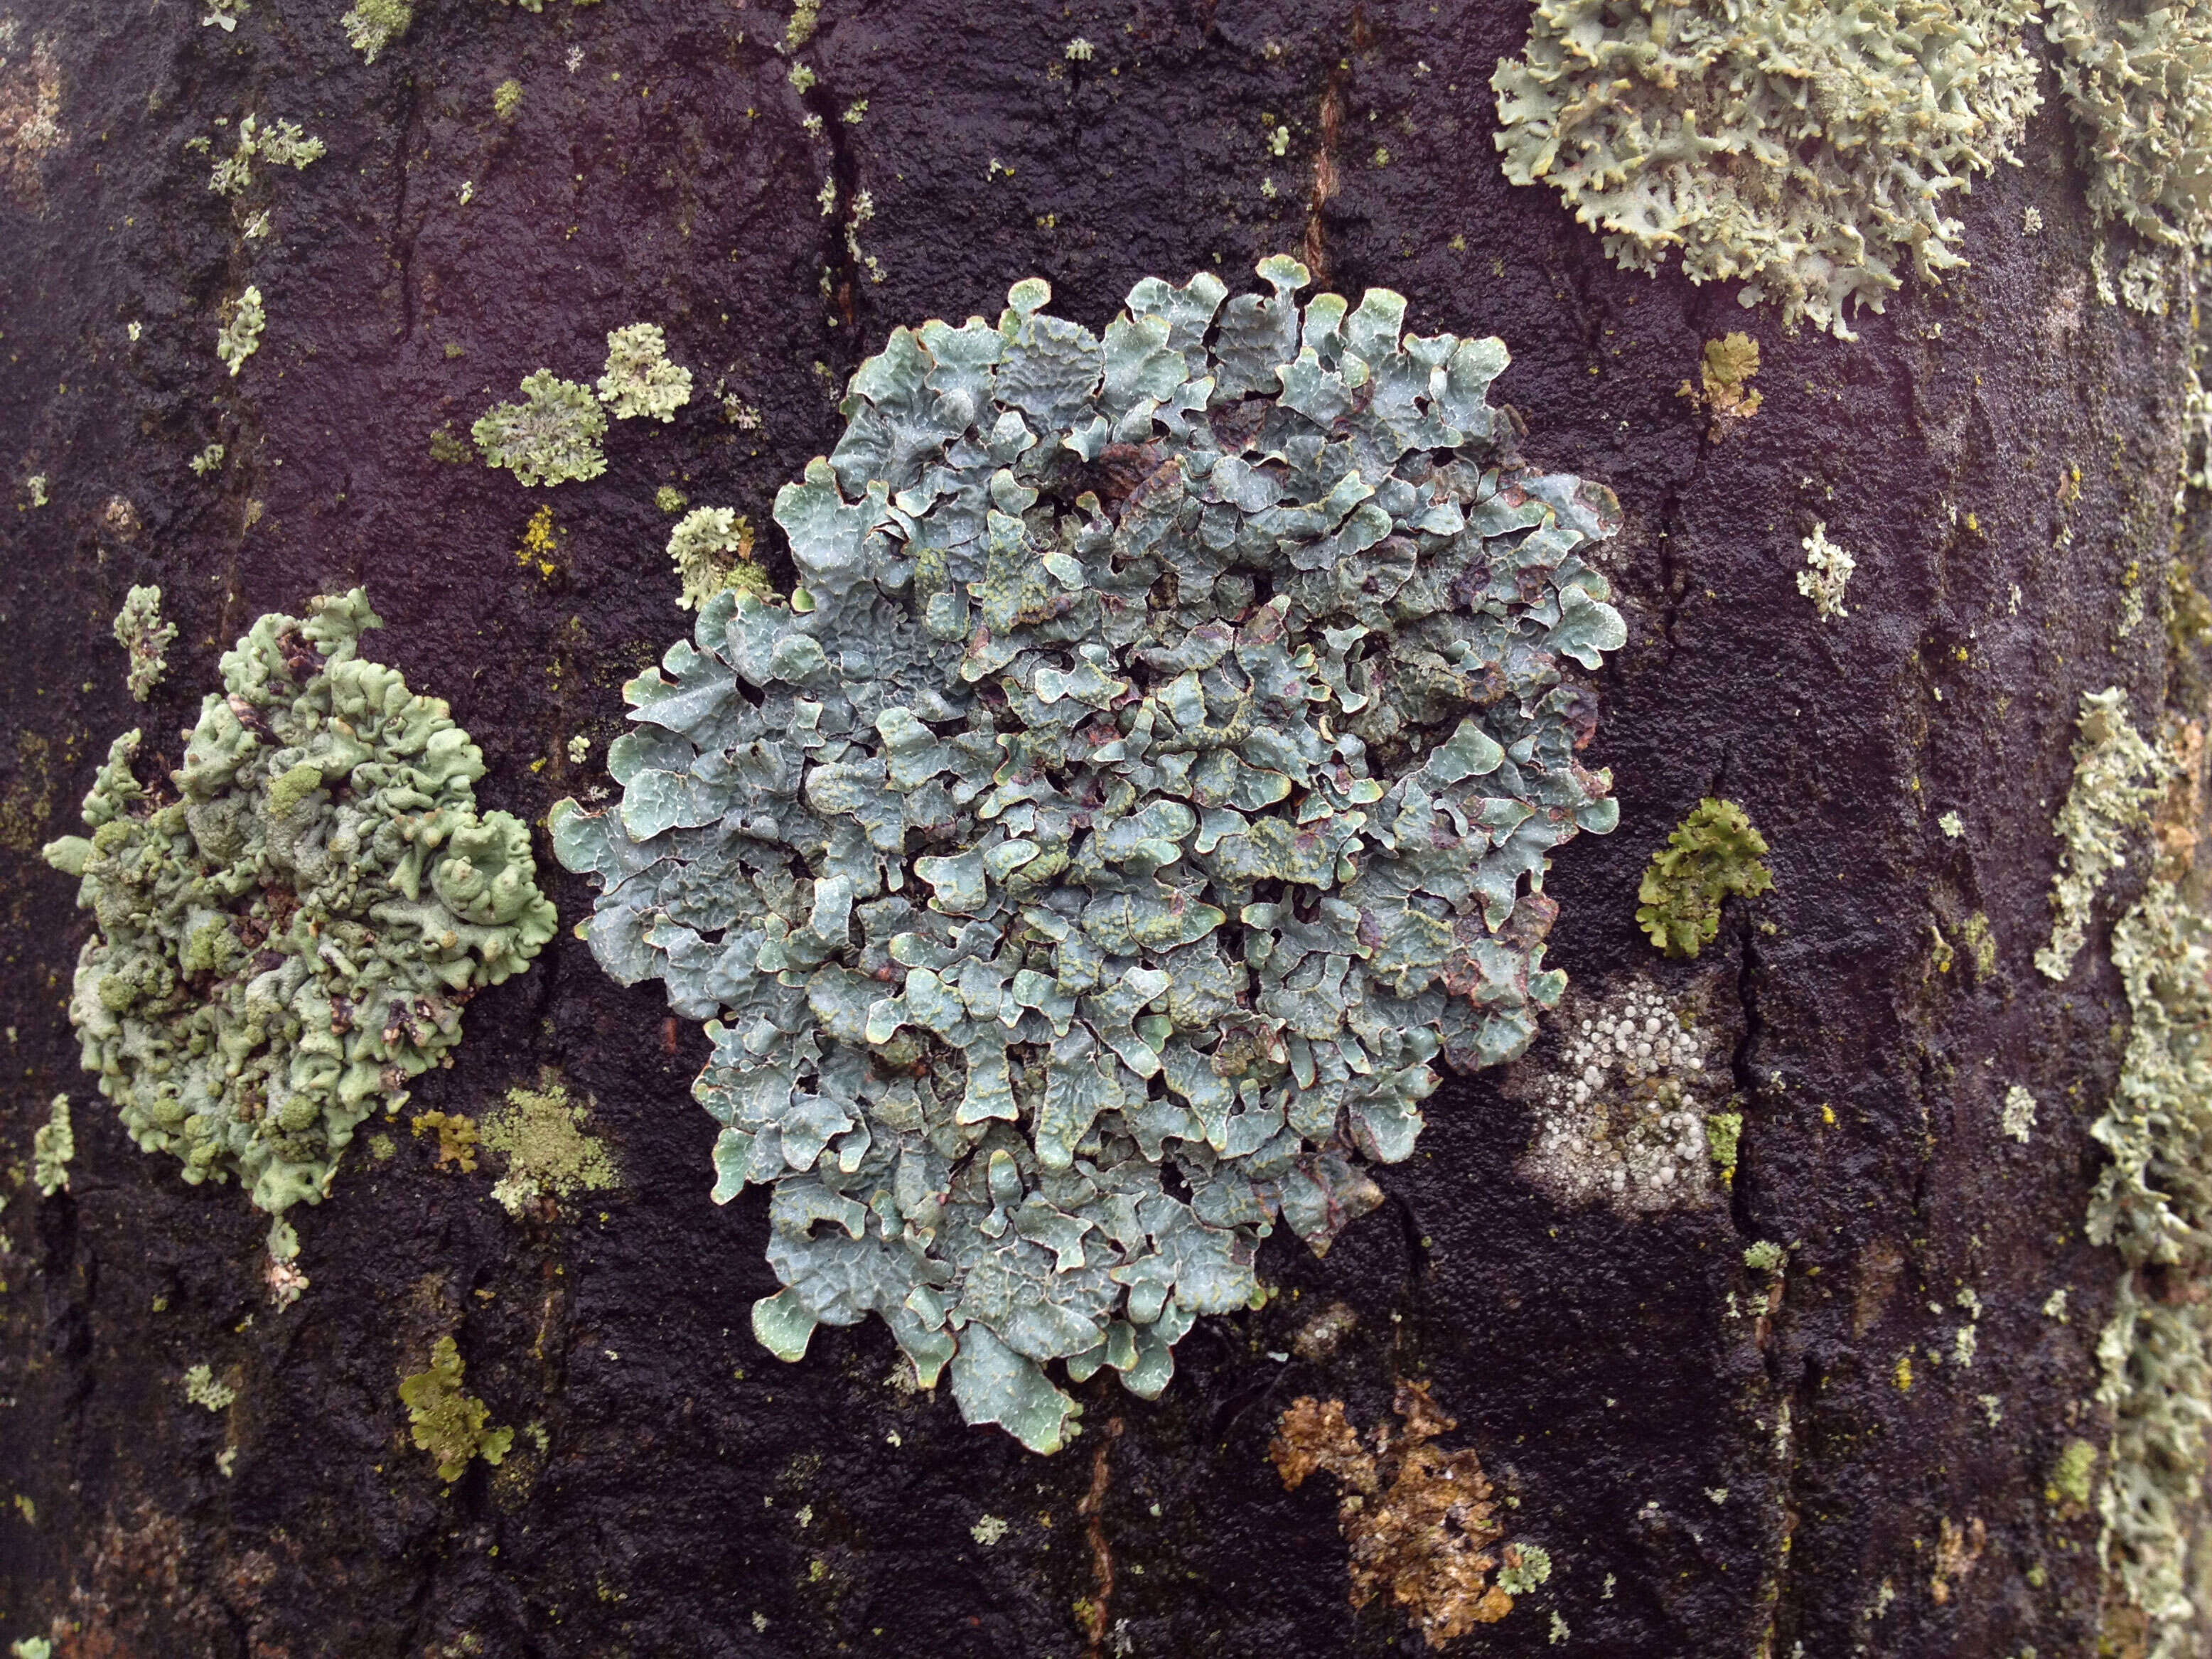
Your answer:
1676;333;1761;437
1491;0;2041;338
2046;0;2212;245
31;1094;70;1196
666;507;768;610
596;323;691;422
1636;798;1773;957
2035;688;2174;982
112;584;175;702
552;262;1626;1449
340;0;411;61
1269;1382;1537;1647
39;591;557;1214
215;286;264;377
473;370;608;487
399;1336;512;1482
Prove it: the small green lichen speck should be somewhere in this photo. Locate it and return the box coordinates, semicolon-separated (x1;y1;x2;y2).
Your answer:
182;1361;235;1412
2046;0;2212;245
2053;1436;2098;1507
399;1335;512;1481
493;78;524;121
2002;1083;2037;1142
667;508;767;611
1636;799;1772;958
112;584;176;702
1705;1109;1741;1181
597;323;692;423
31;1095;71;1197
190;443;225;478
2036;688;2174;982
11;1637;53;1659
39;591;556;1213
657;484;689;514
552;262;1627;1450
217;286;264;377
1491;0;2041;338
1742;1238;1786;1273
473;370;607;487
1495;1542;1552;1596
479;1073;619;1216
208;113;324;197
340;0;411;62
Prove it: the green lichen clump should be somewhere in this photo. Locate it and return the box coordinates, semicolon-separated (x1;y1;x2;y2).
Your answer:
208;113;325;197
596;323;693;423
666;507;768;610
479;1073;620;1215
2046;0;2212;245
1636;798;1773;957
112;584;176;702
2036;688;2174;982
340;0;412;61
1491;0;2042;338
31;1095;71;1197
39;591;557;1214
216;286;264;377
552;262;1627;1449
473;369;607;486
182;1361;236;1412
399;1335;512;1481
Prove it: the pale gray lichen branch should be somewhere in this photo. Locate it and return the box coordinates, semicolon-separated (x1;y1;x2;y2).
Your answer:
112;584;176;702
551;262;1627;1450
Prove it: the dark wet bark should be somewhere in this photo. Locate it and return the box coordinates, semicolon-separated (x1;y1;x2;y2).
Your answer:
0;3;2195;1656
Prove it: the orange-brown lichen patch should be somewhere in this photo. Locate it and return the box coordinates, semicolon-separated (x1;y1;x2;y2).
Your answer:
1270;1381;1518;1648
1929;1514;1985;1606
2152;720;2205;881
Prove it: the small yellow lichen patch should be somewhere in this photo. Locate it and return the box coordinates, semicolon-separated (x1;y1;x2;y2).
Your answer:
1894;1353;1914;1392
411;1109;479;1173
399;1335;512;1483
515;505;558;578
480;1073;618;1216
2049;1437;2097;1508
1269;1382;1531;1648
1677;333;1762;436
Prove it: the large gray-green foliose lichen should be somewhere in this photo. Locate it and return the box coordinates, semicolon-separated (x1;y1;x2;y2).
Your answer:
41;591;557;1214
550;262;1627;1451
2045;0;2212;245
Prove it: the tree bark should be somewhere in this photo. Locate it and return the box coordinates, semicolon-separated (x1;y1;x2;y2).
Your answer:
0;1;2195;1656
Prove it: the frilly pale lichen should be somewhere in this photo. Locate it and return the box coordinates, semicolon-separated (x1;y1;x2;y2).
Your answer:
473;369;607;487
216;286;264;377
207;113;323;198
1636;798;1773;957
596;323;692;422
112;584;175;702
552;260;1626;1450
1491;0;2042;338
667;507;769;610
2045;0;2212;245
2036;687;2174;982
40;591;557;1214
1798;522;1856;621
340;0;411;61
31;1095;70;1196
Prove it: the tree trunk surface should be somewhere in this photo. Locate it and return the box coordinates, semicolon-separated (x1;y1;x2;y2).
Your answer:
0;2;2194;1657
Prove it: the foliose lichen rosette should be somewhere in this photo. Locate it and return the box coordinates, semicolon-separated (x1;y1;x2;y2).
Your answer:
551;260;1627;1450
42;591;557;1215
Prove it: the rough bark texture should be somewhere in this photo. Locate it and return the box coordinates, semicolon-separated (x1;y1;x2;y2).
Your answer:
0;1;2194;1655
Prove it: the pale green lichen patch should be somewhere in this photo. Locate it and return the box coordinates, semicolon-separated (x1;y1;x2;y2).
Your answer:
474;370;606;486
399;1335;512;1481
216;286;264;377
2036;689;2174;982
1797;523;1854;621
552;262;1626;1449
39;591;556;1214
1676;334;1761;437
2046;0;2212;245
1637;799;1773;957
112;584;174;702
478;1073;618;1216
492;78;522;121
340;0;410;61
2002;1083;2037;1142
31;1094;70;1196
207;113;323;197
1743;1239;1786;1272
597;324;691;422
1516;975;1729;1213
666;507;769;610
1492;0;2041;338
182;1361;235;1412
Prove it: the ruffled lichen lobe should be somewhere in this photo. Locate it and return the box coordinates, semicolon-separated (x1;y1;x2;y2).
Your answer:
1636;798;1773;957
552;262;1627;1447
40;590;557;1214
